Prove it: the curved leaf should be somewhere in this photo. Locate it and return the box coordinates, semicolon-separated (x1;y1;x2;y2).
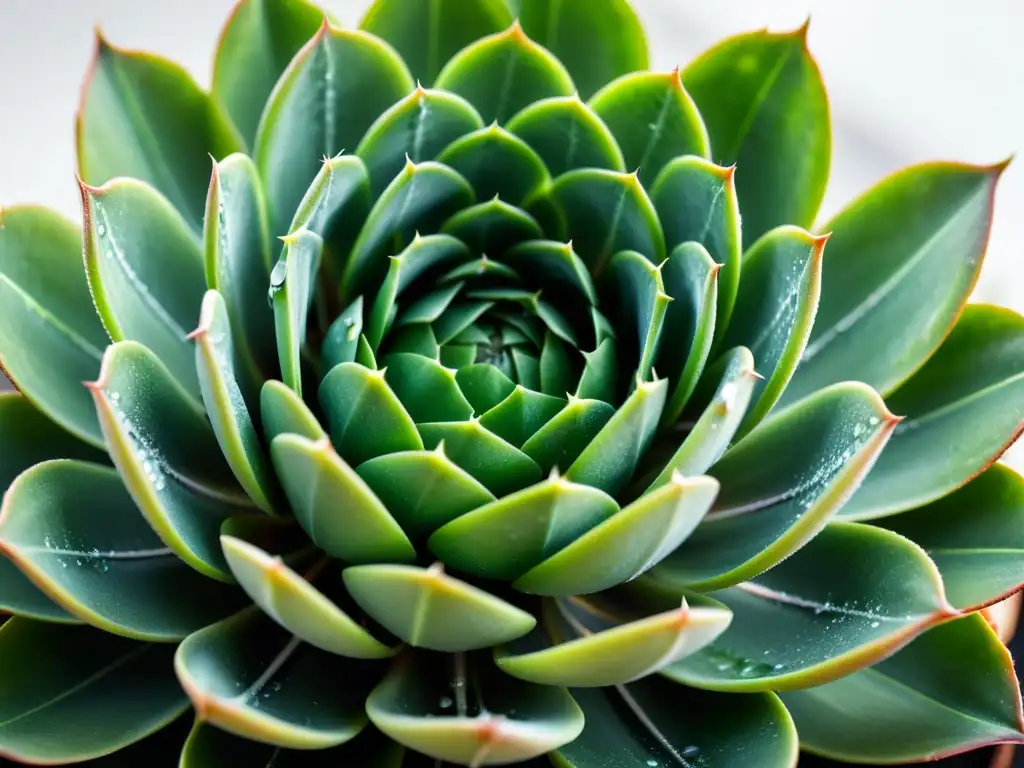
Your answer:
553;677;798;768
478;385;566;447
528;168;665;276
270;229;323;396
192;291;279;514
367;650;583;763
651;157;741;347
429;473;617;580
89;341;253;581
456;363;518;414
514;0;648;100
720;225;826;438
436;124;550;205
270;434;415;564
343;563;536;651
211;0;325;146
843;305;1024;520
383;353;474;423
782;614;1024;763
515;474;719;596
573;338;618;404
435;21;574;124
783;161;1004;405
77;35;243;233
83;177;206;398
520;396;616;474
441;198;543;257
418;419;543;496
0;207;108;447
356;446;495;540
175;606;377;749
322;296;364;372
503;239;597;305
260;378;326;443
506;95;626;176
650;382;897;590
602;249;672;381
359;0;512;85
660;522;955;692
254;22;414;237
341;160;475;303
682;25;830;247
319;362;423;465
204;153;276;390
589;70;709;186
0;460;242;641
221;536;395;658
0;618;185;764
356;87;484;196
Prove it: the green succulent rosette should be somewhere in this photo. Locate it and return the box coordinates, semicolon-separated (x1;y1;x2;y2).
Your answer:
1;1;1022;766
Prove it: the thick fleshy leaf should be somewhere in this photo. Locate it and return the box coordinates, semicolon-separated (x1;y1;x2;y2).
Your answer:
441;199;543;257
175;606;377;749
528;169;665;275
645;347;758;490
429;473;617;580
0;207;108;447
341;160;475;303
603;249;672;380
506;95;626;176
520;396;616;474
657;242;720;424
844;305;1024;520
782;614;1024;763
513;0;648;100
204;153;276;389
319;362;423;465
192;291;279;514
418;420;543;496
437;124;550;205
682;26;830;247
254;22;414;237
498;593;730;687
879;465;1024;611
77;36;243;233
383;353;474;423
260;378;326;443
0;618;186;764
553;677;797;768
503;240;598;305
514;474;719;596
573;337;618;403
660;521;955;692
478;386;565;447
270;229;322;396
356;87;484;196
211;0;325;146
322;297;364;372
270;434;415;564
356;446;496;540
590;70;709;186
89;342;253;581
360;0;512;85
783;162;1005;405
720;225;826;437
367;651;584;763
344;563;536;651
82;178;206;397
434;21;574;124
649;382;897;590
221;536;395;658
456;364;517;414
651;157;740;348
0;460;242;641
565;378;667;496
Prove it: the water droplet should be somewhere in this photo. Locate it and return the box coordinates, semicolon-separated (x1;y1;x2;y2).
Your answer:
438;696;453;710
870;621;880;628
682;746;700;758
97;224;106;237
267;260;287;306
647;760;659;767
869;416;880;426
104;249;114;260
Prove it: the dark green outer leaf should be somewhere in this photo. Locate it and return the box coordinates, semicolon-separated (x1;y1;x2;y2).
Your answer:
513;0;648;100
360;0;513;85
211;0;325;147
434;21;575;124
842;304;1024;520
436;124;551;205
0;617;186;764
0;206;108;448
782;613;1024;764
254;23;414;238
879;465;1024;612
682;26;830;247
782;161;1005;406
77;36;244;234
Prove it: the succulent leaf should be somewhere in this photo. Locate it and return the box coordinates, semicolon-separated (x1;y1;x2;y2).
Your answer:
506;96;626;176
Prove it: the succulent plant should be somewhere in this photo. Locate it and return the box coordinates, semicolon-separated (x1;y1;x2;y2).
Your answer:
1;0;1023;765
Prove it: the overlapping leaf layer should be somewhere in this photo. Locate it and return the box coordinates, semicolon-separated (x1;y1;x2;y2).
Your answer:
0;0;1021;766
